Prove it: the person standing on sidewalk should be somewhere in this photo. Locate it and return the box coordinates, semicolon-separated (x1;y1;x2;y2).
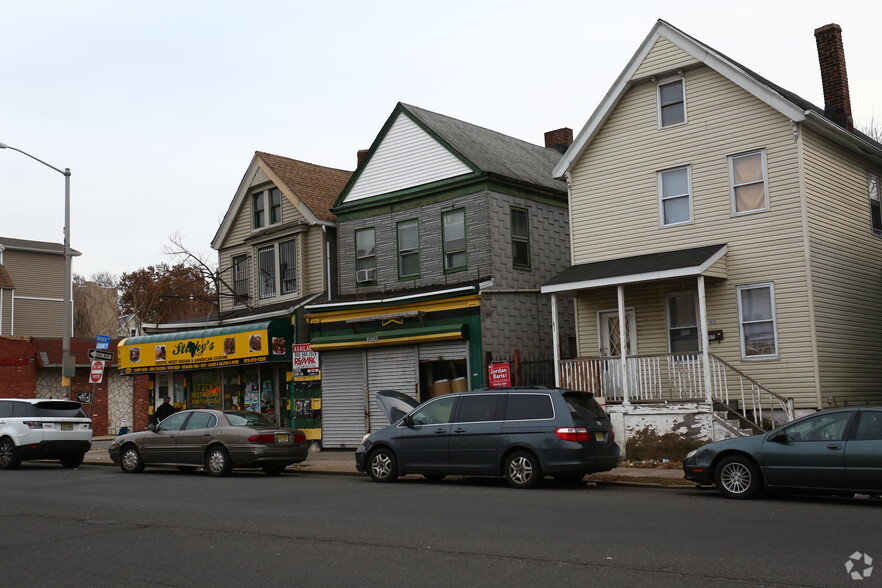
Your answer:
153;396;177;423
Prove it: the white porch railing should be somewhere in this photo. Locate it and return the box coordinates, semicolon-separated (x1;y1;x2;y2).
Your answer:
558;353;794;431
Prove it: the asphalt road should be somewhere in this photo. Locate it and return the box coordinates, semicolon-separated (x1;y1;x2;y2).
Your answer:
1;464;879;587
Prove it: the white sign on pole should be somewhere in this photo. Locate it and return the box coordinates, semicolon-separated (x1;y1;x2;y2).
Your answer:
89;360;105;384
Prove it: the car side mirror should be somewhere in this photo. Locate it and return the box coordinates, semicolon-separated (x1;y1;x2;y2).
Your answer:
768;431;788;443
402;415;413;427
148;423;158;432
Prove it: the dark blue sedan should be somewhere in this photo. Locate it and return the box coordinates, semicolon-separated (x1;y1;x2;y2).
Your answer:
684;406;882;499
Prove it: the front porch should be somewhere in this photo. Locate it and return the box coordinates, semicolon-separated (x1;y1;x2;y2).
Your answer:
559;352;794;433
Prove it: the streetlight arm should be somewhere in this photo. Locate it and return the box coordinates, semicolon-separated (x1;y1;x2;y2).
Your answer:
0;142;69;176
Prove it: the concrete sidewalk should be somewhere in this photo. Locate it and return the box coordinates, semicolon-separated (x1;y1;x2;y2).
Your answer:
86;438;694;487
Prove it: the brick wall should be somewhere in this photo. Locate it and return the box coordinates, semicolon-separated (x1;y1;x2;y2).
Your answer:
0;337;38;396
132;375;151;431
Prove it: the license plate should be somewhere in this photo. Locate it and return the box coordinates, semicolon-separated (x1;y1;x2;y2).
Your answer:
594;432;605;442
62;423;73;431
275;433;290;442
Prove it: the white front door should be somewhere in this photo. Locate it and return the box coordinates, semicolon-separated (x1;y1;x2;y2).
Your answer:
597;309;637;401
598;309;636;357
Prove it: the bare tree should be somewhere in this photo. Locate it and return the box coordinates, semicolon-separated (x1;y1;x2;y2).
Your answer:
162;231;247;309
73;273;121;338
858;115;882;143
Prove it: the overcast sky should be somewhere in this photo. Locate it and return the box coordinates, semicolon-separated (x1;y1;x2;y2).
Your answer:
2;0;880;279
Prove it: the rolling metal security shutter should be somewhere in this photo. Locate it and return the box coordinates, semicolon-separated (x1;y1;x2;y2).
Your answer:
418;341;468;362
366;346;418;434
320;350;366;448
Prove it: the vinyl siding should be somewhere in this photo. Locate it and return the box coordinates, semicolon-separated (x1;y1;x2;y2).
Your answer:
567;65;819;406
633;36;700;79
343;113;472;203
2;250;65;337
803;129;882;405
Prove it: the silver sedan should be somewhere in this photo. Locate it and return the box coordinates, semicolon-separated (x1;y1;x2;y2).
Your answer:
108;409;309;476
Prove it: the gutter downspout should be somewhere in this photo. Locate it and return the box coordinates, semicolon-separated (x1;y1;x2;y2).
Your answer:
551;294;560;387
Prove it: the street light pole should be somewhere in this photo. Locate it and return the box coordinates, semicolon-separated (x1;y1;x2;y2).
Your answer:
0;142;74;397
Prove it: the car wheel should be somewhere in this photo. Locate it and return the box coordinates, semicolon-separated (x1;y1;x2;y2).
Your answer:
368;447;398;483
60;453;85;468
0;438;22;470
714;455;761;499
205;446;233;477
423;474;446;482
262;464;286;476
120;445;145;473
504;450;542;489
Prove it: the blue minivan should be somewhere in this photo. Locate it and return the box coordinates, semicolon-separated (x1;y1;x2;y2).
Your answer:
355;387;620;489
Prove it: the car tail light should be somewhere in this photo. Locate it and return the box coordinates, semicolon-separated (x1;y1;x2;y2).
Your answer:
293;431;307;443
23;421;43;429
248;433;276;443
555;427;591;442
609;429;615;443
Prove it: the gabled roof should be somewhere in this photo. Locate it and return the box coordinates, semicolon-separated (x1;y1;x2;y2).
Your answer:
0;236;81;256
335;102;566;208
555;20;882;178
212;152;352;249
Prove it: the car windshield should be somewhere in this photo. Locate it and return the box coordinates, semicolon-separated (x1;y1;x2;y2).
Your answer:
224;411;275;427
564;392;608;420
35;401;87;418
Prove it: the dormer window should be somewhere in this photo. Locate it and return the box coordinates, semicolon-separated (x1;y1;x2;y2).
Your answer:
658;79;686;128
252;188;282;229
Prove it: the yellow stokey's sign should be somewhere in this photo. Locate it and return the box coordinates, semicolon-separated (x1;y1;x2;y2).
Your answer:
118;322;290;374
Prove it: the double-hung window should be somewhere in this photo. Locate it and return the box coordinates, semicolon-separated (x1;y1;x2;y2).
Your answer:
442;209;466;271
730;150;768;214
737;283;778;359
252;188;283;229
355;228;377;283
258;246;276;299
231;254;249;306
511;207;531;269
658;166;691;226
658;79;685;127
868;172;882;235
279;239;297;294
252;194;266;229
397;219;420;279
666;291;699;353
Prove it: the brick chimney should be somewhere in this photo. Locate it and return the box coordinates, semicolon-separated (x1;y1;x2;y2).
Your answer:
544;127;573;154
814;23;853;131
357;149;369;167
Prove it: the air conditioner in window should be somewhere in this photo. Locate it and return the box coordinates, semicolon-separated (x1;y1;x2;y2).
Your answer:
355;268;376;283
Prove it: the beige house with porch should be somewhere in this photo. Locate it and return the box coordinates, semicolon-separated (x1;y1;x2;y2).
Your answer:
543;21;882;437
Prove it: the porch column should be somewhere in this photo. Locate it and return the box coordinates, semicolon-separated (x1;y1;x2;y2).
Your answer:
697;275;712;403
617;285;630;406
550;293;561;387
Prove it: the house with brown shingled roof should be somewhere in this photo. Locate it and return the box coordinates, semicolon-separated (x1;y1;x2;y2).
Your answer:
114;152;351;435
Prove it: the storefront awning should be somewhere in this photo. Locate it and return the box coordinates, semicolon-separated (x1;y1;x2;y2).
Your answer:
117;318;292;374
309;323;469;351
541;244;728;295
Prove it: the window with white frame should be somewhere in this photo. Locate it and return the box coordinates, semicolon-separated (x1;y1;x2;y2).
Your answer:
258;246;276;299
658;166;691;226
252;187;283;229
397;219;420;278
231;254;248;306
279;239;297;294
666;291;699;353
730;150;768;214
658;79;685;127
737;283;778;359
868;172;882;235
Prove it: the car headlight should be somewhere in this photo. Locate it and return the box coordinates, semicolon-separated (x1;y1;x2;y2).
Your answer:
360;433;371;445
685;449;697;460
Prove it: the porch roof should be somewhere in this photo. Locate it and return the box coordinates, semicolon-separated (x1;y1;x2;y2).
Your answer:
541;244;727;294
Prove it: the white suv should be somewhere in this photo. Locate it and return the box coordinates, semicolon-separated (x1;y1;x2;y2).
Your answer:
0;398;92;469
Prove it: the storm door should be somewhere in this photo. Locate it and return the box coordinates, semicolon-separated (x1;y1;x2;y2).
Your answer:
597;309;636;401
